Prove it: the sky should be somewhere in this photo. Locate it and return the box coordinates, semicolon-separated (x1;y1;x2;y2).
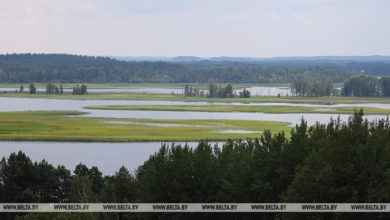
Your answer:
1;0;389;57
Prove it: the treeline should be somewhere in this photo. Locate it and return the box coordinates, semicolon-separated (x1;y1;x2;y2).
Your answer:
184;80;250;98
291;79;333;97
7;83;88;95
342;75;390;96
1;110;390;219
45;83;63;94
72;84;88;95
0;54;356;83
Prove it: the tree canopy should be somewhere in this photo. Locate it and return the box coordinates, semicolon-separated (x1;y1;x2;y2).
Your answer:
342;75;390;97
0;54;356;83
1;110;390;219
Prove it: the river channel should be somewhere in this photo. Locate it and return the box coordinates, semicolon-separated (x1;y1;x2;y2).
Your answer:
1;96;390;174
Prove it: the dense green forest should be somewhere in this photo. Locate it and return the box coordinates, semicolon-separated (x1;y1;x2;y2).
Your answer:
118;56;390;76
0;54;356;83
342;75;390;96
184;81;250;98
291;79;333;97
1;110;390;220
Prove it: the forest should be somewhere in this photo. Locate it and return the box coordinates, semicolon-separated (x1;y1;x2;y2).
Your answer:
1;110;390;220
291;79;333;97
184;81;250;98
342;75;390;96
0;54;356;83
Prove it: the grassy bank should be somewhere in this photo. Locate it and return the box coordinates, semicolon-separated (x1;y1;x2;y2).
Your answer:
0;111;290;142
2;92;390;104
85;104;390;115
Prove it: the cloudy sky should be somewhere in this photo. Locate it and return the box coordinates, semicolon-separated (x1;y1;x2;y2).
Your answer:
1;0;389;57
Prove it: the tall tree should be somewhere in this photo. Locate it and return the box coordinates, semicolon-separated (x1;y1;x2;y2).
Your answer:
29;84;36;94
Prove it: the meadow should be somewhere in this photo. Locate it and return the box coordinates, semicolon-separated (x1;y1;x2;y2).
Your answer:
0;111;291;142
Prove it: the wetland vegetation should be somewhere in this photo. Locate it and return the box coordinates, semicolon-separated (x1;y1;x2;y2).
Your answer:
85;104;390;114
0;111;290;142
3;91;390;104
2;111;390;220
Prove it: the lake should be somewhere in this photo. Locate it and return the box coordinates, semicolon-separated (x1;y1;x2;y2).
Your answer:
1;96;390;175
2;86;292;96
0;141;208;175
0;97;389;125
0;87;183;94
236;87;292;96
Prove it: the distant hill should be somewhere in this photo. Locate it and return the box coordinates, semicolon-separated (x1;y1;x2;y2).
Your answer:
171;56;204;62
0;54;357;83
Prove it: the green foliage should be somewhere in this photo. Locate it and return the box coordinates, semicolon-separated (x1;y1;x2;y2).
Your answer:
0;54;355;83
46;83;59;94
239;88;251;98
283;110;390;219
0;151;71;204
341;75;390;97
185;81;237;98
291;79;333;97
380;76;390;96
1;110;390;219
72;84;87;95
84;104;390;115
0;111;289;142
28;84;36;94
343;75;379;96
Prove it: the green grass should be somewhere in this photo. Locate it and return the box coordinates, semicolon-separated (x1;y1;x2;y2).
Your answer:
84;105;390;115
2;92;390;104
0;111;291;142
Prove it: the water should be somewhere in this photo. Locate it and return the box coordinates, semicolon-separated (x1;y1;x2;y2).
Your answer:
0;142;201;175
0;87;183;94
236;87;292;96
1;97;389;125
84;110;385;126
1;96;390;175
2;86;291;96
2;97;390;112
85;88;184;94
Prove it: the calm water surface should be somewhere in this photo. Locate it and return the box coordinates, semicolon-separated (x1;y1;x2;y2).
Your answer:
1;86;293;96
0;142;202;175
0;87;183;94
1;96;390;174
1;97;389;125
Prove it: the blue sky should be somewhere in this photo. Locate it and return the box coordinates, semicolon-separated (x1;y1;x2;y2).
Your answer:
1;0;389;57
